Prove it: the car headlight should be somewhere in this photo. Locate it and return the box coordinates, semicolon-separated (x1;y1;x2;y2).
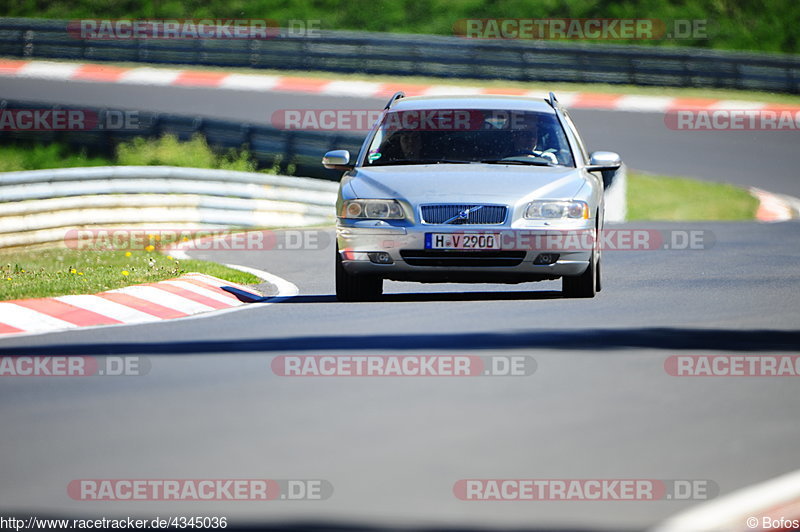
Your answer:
341;200;405;219
525;200;589;220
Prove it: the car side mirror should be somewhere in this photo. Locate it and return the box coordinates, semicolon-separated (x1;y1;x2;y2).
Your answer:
322;150;354;171
586;151;622;172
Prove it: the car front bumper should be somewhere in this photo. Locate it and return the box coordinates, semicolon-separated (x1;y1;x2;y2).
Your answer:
337;220;594;282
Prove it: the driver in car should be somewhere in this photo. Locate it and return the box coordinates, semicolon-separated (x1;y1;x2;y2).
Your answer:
397;130;423;160
507;116;559;164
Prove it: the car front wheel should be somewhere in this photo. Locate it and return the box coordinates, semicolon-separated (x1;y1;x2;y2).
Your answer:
335;246;383;302
562;250;597;299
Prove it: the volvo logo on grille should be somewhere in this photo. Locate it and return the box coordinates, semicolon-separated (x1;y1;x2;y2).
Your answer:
446;205;483;224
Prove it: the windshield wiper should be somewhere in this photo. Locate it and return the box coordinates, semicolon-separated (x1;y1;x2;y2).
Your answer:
479;158;556;166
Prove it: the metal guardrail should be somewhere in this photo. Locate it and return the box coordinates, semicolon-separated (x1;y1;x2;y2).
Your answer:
1;18;798;93
0;99;364;180
0;166;338;248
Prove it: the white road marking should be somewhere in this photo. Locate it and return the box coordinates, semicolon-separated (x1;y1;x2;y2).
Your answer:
523;90;579;107
118;68;182;85
615;95;675;113
223;263;299;298
321;80;383;97
711;99;767;110
218;73;281;91
16;61;81;79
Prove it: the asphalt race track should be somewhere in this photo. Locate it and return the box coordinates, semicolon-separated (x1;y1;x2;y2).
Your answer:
0;76;799;531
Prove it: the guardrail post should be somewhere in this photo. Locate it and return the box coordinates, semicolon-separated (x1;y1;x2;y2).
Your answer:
22;29;34;57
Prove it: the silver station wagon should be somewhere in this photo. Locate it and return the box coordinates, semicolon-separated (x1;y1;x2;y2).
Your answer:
323;92;621;301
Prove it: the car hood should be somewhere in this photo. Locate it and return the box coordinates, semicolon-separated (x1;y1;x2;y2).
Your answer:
347;164;587;204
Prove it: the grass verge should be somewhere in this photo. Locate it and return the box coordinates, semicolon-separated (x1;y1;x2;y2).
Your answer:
627;171;758;221
0;246;261;301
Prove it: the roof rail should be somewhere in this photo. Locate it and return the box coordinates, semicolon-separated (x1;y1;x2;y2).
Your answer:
546;92;559;108
384;91;406;110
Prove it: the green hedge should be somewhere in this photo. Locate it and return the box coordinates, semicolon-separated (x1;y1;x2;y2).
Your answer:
0;135;290;173
3;0;799;53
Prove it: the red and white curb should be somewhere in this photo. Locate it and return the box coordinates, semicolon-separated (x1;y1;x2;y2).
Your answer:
651;468;800;532
0;267;297;338
751;187;800;222
2;59;799;114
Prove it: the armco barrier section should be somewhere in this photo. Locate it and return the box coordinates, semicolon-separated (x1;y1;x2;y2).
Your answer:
0;166;338;248
0;18;798;93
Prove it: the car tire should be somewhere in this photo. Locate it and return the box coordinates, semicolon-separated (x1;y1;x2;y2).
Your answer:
595;255;602;292
562;249;597;299
335;246;383;302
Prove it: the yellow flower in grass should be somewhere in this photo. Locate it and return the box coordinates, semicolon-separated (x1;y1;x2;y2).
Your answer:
145;245;155;252
121;270;130;276
78;272;84;276
167;255;173;261
125;251;132;257
70;268;77;274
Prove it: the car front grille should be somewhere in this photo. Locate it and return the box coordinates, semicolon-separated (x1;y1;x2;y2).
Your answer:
420;204;507;225
400;250;526;267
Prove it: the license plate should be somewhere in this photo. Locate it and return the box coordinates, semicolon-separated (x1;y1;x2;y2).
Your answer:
425;233;501;250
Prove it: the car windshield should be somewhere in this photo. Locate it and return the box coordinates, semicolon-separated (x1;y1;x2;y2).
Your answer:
364;108;575;167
